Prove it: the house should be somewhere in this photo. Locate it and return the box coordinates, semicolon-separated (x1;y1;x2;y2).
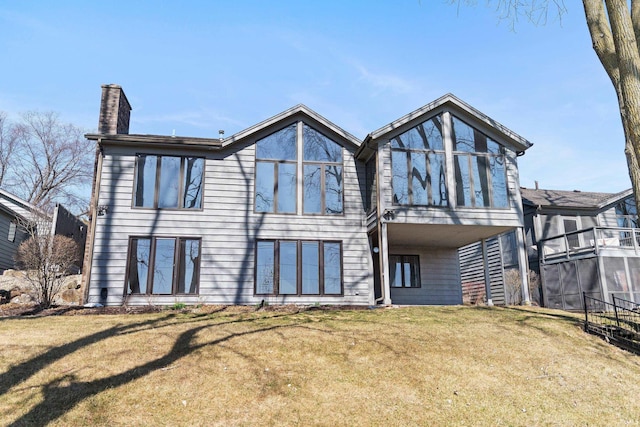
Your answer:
521;187;638;310
0;189;88;273
82;84;533;306
0;189;44;272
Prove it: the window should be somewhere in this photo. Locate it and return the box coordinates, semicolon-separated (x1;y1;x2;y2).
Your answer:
255;124;297;213
615;197;638;228
126;237;201;295
8;220;17;242
365;155;377;213
133;155;204;209
452;116;508;208
255;240;342;295
303;124;343;214
391;115;447;206
389;255;421;288
255;122;343;215
563;218;579;249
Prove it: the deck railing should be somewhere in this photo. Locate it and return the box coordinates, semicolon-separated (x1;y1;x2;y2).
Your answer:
540;226;640;263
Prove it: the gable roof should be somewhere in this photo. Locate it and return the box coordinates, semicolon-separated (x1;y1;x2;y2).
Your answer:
521;187;633;210
0;188;47;220
357;93;533;159
222;104;362;149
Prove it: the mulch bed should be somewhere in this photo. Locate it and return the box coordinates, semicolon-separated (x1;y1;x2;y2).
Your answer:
0;303;373;318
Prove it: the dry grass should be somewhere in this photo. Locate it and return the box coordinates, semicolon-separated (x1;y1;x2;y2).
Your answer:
1;305;640;426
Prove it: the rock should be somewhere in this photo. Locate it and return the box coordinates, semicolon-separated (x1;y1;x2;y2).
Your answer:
9;287;22;300
11;293;35;304
60;288;79;304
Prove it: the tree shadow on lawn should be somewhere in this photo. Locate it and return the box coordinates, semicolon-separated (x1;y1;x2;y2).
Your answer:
2;311;305;426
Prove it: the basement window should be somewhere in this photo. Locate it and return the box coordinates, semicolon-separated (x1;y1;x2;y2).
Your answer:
389;255;421;288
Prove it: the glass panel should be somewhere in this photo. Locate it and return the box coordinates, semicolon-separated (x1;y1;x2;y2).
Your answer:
324;243;341;294
302;242;319;294
452;117;476;153
452;116;502;154
303;124;342;162
256;241;275;294
278;163;297;213
391;116;443;150
473;156;490;207
430;153;447;206
8;221;16;242
411;152;428;205
127;238;150;294
183;157;204;209
390;256;402;287
134;155;157;207
455;155;471;206
158;156;180;208
279;241;297;294
408;256;420;287
490;156;508;208
304;164;322;214
392;151;409;204
255;162;275;212
177;239;199;294
152;238;176;294
365;156;377;213
325;165;343;214
256;124;297;160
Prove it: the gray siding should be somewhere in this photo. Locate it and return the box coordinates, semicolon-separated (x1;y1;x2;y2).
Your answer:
0;211;28;271
389;246;461;305
88;136;372;306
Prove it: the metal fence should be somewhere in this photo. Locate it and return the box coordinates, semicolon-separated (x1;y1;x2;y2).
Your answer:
583;293;640;354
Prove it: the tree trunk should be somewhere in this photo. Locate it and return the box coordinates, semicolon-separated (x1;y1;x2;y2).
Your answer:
583;0;640;212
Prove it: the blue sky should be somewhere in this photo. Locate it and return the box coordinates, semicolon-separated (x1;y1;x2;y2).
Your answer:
0;1;629;193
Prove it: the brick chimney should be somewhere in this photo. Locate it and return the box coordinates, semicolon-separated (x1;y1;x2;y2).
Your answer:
98;84;132;134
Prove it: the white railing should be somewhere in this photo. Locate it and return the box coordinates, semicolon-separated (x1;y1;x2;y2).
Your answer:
540;227;640;262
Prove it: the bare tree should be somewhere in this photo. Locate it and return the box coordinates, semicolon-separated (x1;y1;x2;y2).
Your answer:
2;111;92;213
452;1;640;214
14;213;80;308
0;112;18;185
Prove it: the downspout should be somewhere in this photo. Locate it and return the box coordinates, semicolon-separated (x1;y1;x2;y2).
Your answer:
81;140;104;305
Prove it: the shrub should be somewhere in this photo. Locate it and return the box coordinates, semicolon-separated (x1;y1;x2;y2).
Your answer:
14;235;79;308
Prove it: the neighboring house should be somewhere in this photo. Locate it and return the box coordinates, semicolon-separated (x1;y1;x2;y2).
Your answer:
0;189;88;273
0;189;44;272
82;84;533;306
521;187;638;310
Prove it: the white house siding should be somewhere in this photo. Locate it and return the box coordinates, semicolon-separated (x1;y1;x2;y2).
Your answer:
388;246;462;305
87;138;373;306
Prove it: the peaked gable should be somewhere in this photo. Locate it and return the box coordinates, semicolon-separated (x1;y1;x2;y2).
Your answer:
358;94;532;159
222;104;362;150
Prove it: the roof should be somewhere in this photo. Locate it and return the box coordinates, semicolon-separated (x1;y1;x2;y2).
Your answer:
0;188;48;220
520;187;633;210
222;104;362;149
357;93;533;159
85;133;223;150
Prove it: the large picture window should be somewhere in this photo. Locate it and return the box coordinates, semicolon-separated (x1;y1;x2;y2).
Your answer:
391;115;447;206
126;237;201;295
255;122;343;215
389;255;421;288
133;155;204;209
255;240;342;296
452;116;508;208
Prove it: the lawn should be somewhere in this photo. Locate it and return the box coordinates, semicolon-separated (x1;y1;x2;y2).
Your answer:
1;305;639;426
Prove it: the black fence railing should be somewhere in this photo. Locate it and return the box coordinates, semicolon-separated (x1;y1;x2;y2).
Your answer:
583;293;640;354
